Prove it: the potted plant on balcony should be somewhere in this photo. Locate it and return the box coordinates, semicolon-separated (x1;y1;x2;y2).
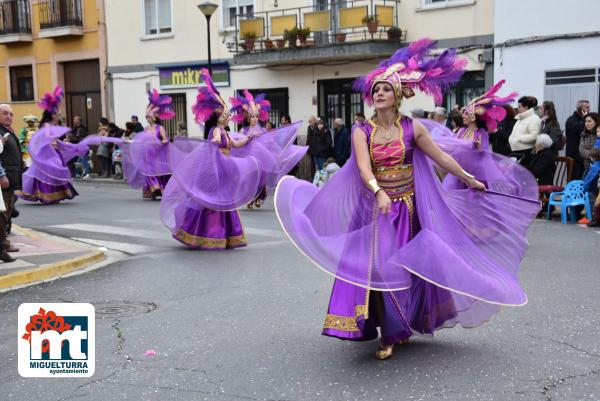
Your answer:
264;38;274;49
275;38;286;48
241;31;257;51
387;26;403;41
336;32;347;43
296;27;311;46
284;28;298;48
362;15;379;35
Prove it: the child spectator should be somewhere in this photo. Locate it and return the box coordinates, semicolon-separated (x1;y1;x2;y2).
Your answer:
312;157;340;188
583;147;600;227
112;145;123;180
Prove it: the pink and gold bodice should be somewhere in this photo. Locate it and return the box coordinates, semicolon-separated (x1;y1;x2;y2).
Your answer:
368;117;415;202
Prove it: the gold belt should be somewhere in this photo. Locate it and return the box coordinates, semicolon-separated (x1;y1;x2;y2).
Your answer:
372;164;414;201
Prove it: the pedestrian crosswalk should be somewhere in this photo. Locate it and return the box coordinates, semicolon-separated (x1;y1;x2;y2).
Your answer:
48;222;288;255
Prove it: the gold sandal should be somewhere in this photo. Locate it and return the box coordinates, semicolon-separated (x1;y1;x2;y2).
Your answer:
375;341;394;360
255;199;263;208
247;203;254;210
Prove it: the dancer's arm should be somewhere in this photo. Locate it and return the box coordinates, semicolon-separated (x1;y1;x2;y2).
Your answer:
413;119;486;191
352;127;392;215
159;126;168;144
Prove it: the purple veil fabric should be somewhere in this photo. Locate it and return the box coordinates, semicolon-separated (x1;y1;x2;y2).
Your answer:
163;121;307;212
24;126;124;186
120;129;171;189
275;118;540;327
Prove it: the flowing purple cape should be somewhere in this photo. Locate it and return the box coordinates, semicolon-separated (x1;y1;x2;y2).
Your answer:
162;122;307;212
275;119;540;320
120;130;171;189
24;126;123;186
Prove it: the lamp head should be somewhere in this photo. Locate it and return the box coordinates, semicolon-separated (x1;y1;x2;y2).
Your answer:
198;1;218;17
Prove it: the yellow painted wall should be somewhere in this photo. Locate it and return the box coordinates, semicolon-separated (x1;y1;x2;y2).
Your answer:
0;0;101;123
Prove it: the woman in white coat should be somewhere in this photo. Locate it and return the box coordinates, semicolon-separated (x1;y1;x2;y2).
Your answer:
509;96;541;165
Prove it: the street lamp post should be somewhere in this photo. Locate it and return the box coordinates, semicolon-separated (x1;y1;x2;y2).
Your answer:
198;1;218;76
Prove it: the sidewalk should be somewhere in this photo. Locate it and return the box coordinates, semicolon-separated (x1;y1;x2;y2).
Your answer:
0;225;106;292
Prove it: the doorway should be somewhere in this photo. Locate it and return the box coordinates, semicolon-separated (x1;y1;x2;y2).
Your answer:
63;59;101;130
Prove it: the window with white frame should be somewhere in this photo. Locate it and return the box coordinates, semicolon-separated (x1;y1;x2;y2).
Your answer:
222;0;254;28
143;0;172;35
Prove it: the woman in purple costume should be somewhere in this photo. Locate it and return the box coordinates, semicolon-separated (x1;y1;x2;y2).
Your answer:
141;89;174;200
19;86;79;204
456;80;517;150
161;70;253;250
275;39;540;360
230;89;271;209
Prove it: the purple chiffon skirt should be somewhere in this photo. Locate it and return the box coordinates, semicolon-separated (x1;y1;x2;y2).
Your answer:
143;175;171;199
172;205;246;250
18;177;78;204
323;197;461;345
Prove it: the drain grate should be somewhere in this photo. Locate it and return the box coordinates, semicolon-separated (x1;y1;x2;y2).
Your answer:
94;301;157;318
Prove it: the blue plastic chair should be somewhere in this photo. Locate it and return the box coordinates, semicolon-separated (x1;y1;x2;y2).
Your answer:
547;180;592;224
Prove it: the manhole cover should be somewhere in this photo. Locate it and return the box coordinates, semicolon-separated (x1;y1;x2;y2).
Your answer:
94;301;157;318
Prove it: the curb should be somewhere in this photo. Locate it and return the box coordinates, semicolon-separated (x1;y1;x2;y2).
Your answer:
0;249;106;291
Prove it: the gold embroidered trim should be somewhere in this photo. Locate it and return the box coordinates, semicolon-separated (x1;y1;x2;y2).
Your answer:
174;229;246;249
18;188;75;202
323;313;361;332
323;303;369;332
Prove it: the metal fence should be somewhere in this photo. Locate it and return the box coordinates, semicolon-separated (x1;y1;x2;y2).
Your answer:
38;0;82;29
0;0;31;35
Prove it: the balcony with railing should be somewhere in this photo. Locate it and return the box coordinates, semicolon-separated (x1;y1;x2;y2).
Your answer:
0;0;32;43
230;0;406;66
38;0;83;38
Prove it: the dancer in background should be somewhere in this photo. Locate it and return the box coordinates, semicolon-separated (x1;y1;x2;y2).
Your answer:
160;69;307;249
456;80;517;150
19;86;79;204
120;89;174;200
275;39;540;360
230;89;271;209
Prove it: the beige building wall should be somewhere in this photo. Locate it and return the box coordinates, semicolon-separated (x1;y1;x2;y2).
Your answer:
105;0;230;68
399;0;494;41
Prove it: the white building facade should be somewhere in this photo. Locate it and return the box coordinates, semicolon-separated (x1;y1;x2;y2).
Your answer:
106;0;496;137
494;0;600;127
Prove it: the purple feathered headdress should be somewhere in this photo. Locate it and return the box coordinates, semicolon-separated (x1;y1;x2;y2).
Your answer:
229;89;271;124
146;89;175;121
38;86;64;114
192;68;228;124
463;80;517;132
354;38;467;106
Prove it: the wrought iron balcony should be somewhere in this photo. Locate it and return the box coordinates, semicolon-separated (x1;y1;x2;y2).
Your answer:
229;0;406;66
0;0;32;43
38;0;83;38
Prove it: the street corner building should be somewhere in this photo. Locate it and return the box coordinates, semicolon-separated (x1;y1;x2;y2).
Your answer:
0;0;108;131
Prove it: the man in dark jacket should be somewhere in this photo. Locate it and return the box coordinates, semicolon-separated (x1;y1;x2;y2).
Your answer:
333;118;351;166
131;115;144;133
565;100;590;179
306;115;318;177
0;104;23;262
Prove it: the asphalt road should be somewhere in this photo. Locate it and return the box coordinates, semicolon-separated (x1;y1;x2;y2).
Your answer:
0;181;599;401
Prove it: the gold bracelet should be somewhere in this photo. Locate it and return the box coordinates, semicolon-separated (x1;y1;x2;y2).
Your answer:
367;179;382;194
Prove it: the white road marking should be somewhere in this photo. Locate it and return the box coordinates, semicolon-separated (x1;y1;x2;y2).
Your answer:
50;223;164;239
71;238;155;254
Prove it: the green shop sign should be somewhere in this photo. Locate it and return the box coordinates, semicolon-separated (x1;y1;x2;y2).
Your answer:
158;62;230;89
